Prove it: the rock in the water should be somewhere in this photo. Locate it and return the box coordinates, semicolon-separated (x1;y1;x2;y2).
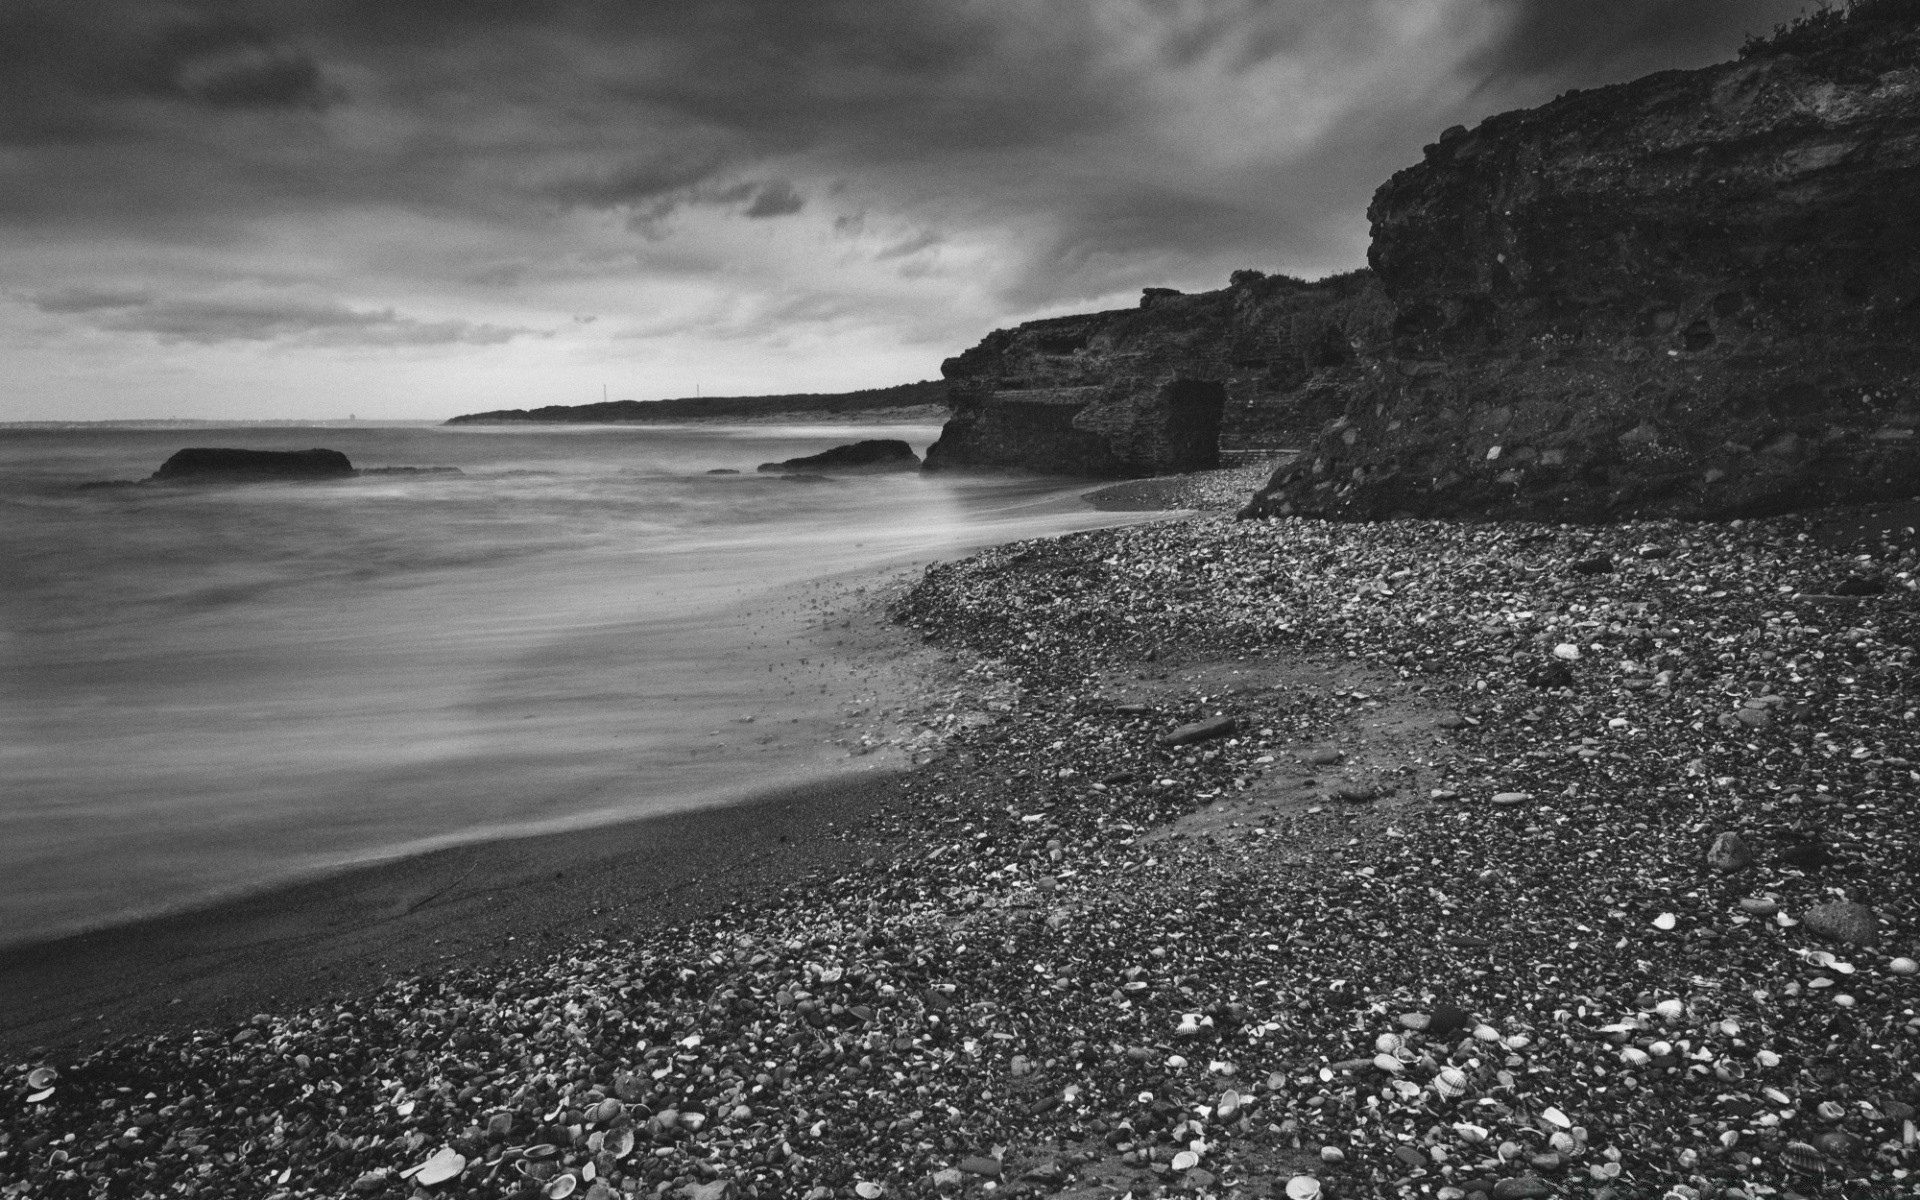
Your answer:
1803;900;1878;946
1162;715;1236;746
1707;832;1754;873
757;439;920;474
149;447;355;482
705;468;741;474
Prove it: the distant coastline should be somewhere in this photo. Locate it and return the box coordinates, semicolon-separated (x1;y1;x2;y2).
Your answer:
443;379;946;424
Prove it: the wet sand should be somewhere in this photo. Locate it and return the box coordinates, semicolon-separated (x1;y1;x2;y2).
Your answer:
0;769;903;1057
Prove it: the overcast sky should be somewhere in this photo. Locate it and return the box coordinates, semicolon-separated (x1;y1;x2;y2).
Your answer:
1;0;1806;421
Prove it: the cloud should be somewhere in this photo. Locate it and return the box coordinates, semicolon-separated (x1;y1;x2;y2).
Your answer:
743;180;804;219
0;0;1825;419
1467;0;1809;91
31;287;541;347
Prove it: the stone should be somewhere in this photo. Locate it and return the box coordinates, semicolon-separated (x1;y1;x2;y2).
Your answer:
958;1156;1002;1178
682;1184;735;1200
1305;748;1344;766
1803;901;1878;946
1706;832;1754;873
757;439;920;474
1526;662;1573;688
1162;716;1236;746
1833;574;1888;596
1570;555;1614;576
149;447;355;483
1491;1178;1553;1199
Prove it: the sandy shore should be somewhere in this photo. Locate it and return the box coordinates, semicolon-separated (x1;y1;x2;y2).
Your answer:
0;771;907;1060
2;480;1915;1200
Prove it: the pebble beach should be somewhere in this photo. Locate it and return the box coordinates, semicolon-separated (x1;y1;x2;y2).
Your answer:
4;481;1918;1200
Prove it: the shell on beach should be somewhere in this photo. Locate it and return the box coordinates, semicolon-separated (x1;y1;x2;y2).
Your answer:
1782;1141;1827;1174
1432;1067;1468;1099
414;1147;465;1186
544;1175;577;1199
1285;1176;1322;1200
1372;1052;1404;1074
25;1067;56;1089
591;1097;623;1124
1374;1032;1405;1054
603;1127;635;1159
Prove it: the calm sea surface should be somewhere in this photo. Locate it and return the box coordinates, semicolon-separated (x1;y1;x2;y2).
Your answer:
0;422;1163;946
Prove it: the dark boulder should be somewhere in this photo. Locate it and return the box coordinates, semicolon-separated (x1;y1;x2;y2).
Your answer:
149;448;355;483
756;439;920;474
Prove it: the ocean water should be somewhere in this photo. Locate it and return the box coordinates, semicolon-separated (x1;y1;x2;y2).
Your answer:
0;421;1165;947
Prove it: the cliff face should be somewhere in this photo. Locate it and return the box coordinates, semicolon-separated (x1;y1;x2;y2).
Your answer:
1243;7;1920;521
923;272;1387;476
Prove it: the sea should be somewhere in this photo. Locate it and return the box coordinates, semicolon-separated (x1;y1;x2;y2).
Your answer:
0;421;1166;948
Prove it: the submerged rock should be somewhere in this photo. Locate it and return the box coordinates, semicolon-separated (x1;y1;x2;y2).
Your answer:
149;448;355;483
756;439;920;474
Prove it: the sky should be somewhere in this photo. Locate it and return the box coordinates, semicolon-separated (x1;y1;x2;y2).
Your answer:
0;0;1809;421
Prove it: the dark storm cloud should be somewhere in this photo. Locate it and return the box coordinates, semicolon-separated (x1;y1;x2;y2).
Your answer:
0;0;1818;334
30;288;541;347
0;2;334;143
1468;0;1810;92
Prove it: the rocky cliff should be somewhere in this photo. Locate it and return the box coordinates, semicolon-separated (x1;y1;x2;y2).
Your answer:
1242;2;1920;521
923;271;1387;476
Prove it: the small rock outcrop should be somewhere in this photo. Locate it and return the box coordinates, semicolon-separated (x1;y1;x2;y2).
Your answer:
923;272;1386;477
756;439;920;474
148;448;356;483
1242;4;1920;521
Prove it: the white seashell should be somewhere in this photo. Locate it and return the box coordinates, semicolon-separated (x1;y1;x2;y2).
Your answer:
1620;1047;1650;1067
1375;1033;1405;1054
1432;1067;1468;1099
1285;1177;1322;1200
1373;1053;1405;1074
1473;1024;1502;1043
1507;1033;1530;1050
1755;1050;1781;1068
1649;1040;1672;1057
1553;643;1580;660
855;1184;885;1200
1453;1122;1489;1144
26;1088;54;1104
544;1176;577;1200
1216;1090;1242;1120
1550;1131;1576;1154
1171;1150;1200;1171
1764;1086;1792;1105
25;1068;56;1089
1392;1079;1424;1100
1176;1013;1202;1036
603;1128;635;1159
1719;1020;1740;1037
1655;999;1684;1021
1652;913;1677;931
1166;1054;1188;1069
415;1148;466;1186
1541;1106;1572;1129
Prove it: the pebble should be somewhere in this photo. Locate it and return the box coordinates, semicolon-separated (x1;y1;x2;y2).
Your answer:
1163;715;1237;746
1706;831;1753;872
1803;899;1879;946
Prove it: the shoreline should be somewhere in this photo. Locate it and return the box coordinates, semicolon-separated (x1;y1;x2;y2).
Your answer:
3;486;1915;1198
0;769;908;1060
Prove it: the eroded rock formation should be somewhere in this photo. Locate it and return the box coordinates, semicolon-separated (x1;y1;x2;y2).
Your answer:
1243;5;1920;521
757;439;921;474
148;448;356;483
923;272;1387;476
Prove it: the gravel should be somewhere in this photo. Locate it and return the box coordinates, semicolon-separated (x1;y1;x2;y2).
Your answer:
4;507;1916;1200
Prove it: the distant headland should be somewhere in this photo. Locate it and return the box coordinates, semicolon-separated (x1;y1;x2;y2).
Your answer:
444;380;946;425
